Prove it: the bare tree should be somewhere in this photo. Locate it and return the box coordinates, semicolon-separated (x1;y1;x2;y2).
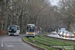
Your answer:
0;0;5;35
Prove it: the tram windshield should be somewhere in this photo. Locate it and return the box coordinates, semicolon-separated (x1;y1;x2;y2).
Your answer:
8;26;17;32
27;26;35;32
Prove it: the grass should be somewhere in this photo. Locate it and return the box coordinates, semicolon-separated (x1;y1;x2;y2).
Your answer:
38;35;75;46
23;37;59;50
23;35;75;50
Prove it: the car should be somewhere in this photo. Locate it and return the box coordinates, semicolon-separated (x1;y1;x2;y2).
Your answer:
62;31;68;37
64;32;74;38
58;30;64;36
58;29;69;36
52;31;57;35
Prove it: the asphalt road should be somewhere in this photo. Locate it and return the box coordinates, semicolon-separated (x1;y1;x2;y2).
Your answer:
0;35;37;50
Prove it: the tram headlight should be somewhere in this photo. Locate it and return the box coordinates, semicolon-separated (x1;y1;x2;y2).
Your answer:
26;32;28;34
33;32;35;34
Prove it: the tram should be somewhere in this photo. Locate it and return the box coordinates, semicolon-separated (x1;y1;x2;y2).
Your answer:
26;24;37;38
8;25;20;36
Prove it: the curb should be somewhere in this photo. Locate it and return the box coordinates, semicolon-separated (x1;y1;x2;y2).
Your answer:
22;37;47;50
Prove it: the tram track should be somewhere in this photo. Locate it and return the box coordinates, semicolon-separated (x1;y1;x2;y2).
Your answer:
23;34;75;50
38;35;75;46
27;37;64;50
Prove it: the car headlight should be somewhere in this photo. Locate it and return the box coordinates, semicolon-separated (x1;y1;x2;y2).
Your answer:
72;34;74;36
63;34;65;36
66;34;69;36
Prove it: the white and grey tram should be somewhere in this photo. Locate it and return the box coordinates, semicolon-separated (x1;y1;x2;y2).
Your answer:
26;24;37;38
8;25;20;36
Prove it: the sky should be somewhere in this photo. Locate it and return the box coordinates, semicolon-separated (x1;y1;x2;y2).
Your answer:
50;0;60;6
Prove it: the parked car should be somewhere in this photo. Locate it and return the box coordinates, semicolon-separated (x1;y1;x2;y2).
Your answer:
52;31;57;35
63;32;74;38
58;30;64;36
58;29;69;36
62;31;68;37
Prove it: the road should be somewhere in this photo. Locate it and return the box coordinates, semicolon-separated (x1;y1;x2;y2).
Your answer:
0;35;37;50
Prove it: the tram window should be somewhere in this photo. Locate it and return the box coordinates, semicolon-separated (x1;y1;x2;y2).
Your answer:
30;28;34;31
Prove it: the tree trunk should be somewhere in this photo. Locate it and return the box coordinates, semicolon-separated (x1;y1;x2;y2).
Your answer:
0;0;5;35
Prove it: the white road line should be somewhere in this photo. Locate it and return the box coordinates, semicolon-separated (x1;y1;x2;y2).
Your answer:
1;37;7;47
1;40;4;47
1;42;3;47
6;45;13;47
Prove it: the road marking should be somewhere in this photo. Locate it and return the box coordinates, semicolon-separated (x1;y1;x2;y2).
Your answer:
1;40;3;47
1;42;3;47
6;45;13;47
1;37;7;47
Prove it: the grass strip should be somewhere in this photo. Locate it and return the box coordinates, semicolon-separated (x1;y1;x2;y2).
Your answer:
23;37;59;50
23;36;75;50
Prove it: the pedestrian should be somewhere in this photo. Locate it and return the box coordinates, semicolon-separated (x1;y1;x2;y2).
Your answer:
2;30;5;35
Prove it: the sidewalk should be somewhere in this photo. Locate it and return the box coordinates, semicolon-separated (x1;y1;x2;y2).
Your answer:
47;34;75;41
